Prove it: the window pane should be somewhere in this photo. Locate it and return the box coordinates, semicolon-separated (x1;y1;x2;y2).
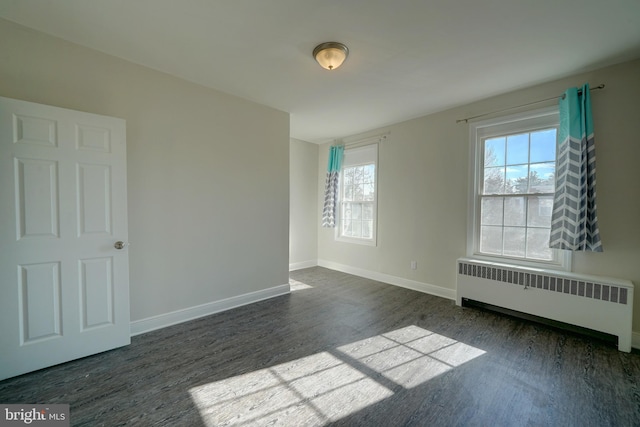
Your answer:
529;162;555;193
363;183;375;201
526;227;552;260
351;220;362;237
363;164;375;183
360;166;369;184
352;203;362;219
483;167;505;194
343;168;354;186
356;166;366;184
530;129;556;163
362;220;373;239
342;203;352;220
480;226;503;255
354;183;366;201
342;218;352;236
506;133;529;165
506;165;529;194
362;203;373;220
527;196;553;227
503;227;526;257
504;197;526;226
481;197;504;226
485;137;505;167
344;185;354;201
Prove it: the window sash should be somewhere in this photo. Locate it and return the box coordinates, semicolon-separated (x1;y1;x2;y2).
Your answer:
340;200;375;240
478;194;554;261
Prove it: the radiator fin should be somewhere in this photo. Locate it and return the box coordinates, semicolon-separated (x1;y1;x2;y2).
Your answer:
458;261;628;305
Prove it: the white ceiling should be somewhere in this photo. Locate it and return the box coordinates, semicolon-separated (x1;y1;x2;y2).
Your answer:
2;1;640;143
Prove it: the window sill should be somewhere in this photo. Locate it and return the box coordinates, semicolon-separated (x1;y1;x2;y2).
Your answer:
336;236;377;247
469;252;572;272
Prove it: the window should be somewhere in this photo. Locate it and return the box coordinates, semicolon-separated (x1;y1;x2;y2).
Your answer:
468;107;569;269
338;143;378;245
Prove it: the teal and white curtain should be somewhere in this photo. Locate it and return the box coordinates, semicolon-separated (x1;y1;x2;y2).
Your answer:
322;145;344;228
549;83;603;251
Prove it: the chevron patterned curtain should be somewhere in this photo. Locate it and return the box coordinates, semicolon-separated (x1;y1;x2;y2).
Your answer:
322;145;344;228
549;83;603;252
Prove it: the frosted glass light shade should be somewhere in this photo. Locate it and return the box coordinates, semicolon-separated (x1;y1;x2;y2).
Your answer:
313;42;349;70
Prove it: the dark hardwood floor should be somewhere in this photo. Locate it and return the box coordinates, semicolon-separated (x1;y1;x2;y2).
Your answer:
1;266;639;426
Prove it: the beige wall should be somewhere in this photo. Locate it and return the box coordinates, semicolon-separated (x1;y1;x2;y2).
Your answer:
318;58;640;333
289;138;318;268
0;19;290;322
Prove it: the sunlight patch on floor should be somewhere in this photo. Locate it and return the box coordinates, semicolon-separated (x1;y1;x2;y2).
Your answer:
289;278;314;291
190;351;392;426
190;325;485;426
337;325;486;389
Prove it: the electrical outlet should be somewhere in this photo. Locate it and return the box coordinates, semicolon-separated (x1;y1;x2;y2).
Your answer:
410;261;417;270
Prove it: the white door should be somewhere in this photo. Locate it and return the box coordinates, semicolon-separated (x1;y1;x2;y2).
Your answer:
0;97;130;380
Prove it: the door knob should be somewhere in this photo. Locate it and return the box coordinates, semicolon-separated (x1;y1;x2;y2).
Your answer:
114;241;126;250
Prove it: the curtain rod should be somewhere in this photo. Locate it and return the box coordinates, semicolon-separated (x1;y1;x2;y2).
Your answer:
337;132;389;148
456;84;605;124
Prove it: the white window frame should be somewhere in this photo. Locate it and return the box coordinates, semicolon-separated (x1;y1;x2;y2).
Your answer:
336;142;378;246
467;106;571;271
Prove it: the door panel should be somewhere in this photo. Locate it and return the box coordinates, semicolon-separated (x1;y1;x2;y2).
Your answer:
15;158;60;239
80;256;114;330
0;97;130;380
19;261;62;343
14;114;58;147
76;124;111;152
77;163;112;236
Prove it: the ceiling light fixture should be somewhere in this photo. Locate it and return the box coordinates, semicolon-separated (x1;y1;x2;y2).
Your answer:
313;42;349;71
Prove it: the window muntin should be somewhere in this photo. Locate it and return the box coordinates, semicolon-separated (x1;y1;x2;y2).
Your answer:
338;144;377;245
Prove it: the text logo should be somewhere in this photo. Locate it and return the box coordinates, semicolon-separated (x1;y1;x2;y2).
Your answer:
0;405;69;426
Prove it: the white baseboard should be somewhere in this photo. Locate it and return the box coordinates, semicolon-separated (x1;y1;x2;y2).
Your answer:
317;259;456;301
289;260;318;271
632;332;640;350
130;283;291;336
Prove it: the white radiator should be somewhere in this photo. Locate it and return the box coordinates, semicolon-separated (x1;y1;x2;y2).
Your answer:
456;257;634;352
